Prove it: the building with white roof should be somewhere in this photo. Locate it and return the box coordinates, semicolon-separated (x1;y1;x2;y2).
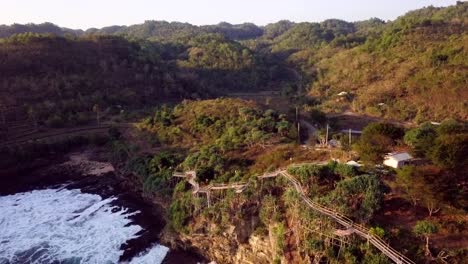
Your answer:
383;152;413;168
346;160;362;167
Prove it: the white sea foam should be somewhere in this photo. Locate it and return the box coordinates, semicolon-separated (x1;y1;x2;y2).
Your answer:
127;244;169;264
0;188;168;264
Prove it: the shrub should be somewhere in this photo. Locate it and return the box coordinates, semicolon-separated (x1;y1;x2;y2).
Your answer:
287;164;328;185
273;222;286;256
143;169;173;194
45;114;65;128
369;226;385;238
334;163;358;178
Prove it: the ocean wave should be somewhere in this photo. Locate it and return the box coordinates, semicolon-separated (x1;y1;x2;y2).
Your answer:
0;188;167;264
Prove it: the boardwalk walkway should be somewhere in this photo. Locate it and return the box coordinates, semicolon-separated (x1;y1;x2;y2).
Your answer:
280;170;414;264
173;163;414;264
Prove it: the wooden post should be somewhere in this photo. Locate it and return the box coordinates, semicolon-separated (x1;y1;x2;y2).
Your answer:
295;106;299;123
206;191;211;208
296;106;301;144
326;123;329;146
297;122;301;144
195;193;200;214
349;128;352;146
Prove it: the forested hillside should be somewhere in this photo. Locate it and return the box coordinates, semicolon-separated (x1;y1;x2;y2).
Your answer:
1;3;467;263
252;2;466;123
118;99;467;263
0;2;466;127
0;34;190;127
0;22;83;38
245;2;468;122
0;33;289;127
308;2;468;122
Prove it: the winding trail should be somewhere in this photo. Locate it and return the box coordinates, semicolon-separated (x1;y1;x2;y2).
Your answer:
279;170;414;264
0;122;135;148
328;110;415;128
174;163;414;264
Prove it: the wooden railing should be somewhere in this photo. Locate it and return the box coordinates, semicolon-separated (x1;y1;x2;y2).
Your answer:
280;171;414;264
173;164;415;264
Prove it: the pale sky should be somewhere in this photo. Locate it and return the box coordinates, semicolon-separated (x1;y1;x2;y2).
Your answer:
0;0;459;29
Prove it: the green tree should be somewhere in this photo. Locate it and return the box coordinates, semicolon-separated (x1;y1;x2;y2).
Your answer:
169;191;192;233
354;134;393;164
355;122;403;164
276;120;290;136
395;166;420;206
326;174;384;222
149;151;179;173
404;124;437;157
396;166;443;216
437;119;465;135
430;134;468;170
259;195;280;225
362;122;404;141
413;220;438;257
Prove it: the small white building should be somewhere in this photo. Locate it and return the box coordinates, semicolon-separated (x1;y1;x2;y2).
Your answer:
346;160;362;167
383;152;413;169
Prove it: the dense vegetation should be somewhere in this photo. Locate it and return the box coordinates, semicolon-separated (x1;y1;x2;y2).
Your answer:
1;2;466;127
1;2;467;263
307;3;468;122
0;22;83;38
136;99;295;182
108;98;464;263
0;33;288;128
120;99;395;262
353;120;467;170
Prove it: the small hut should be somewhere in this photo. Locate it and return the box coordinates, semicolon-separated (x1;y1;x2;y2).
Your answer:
383;152;413;169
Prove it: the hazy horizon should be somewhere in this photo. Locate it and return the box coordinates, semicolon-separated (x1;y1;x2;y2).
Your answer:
0;0;459;30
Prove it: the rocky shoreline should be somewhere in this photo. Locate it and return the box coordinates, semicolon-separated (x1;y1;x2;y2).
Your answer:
0;147;206;264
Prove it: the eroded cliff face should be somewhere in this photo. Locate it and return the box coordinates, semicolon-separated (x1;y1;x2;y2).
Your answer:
155;206;286;264
179;224;274;264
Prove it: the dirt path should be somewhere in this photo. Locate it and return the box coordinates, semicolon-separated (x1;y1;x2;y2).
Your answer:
0;122;135;147
328;110;415;129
